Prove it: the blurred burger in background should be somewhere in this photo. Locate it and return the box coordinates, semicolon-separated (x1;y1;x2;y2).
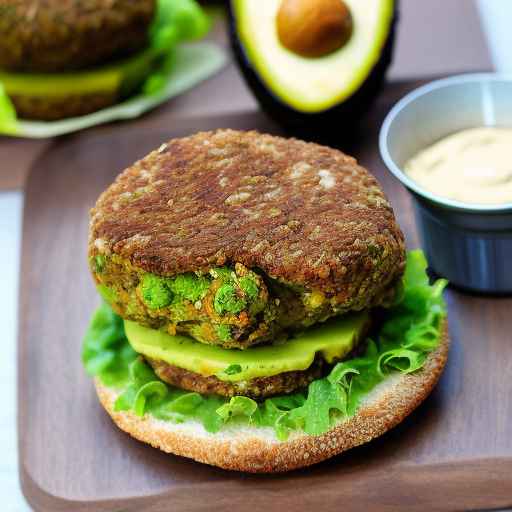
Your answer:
0;0;210;121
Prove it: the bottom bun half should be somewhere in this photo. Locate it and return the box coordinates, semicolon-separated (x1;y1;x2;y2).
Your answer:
95;321;449;473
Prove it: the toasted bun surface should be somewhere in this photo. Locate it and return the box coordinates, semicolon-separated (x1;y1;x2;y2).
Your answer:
95;321;449;473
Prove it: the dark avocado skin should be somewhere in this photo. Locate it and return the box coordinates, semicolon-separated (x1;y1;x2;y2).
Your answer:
228;1;399;142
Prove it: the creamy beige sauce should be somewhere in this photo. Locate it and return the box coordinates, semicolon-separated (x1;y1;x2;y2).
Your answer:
404;127;512;205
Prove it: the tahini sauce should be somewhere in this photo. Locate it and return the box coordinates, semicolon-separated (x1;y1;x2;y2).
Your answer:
404;127;512;205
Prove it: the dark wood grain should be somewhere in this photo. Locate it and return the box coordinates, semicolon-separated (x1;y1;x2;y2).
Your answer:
0;137;52;190
19;80;512;511
0;0;491;191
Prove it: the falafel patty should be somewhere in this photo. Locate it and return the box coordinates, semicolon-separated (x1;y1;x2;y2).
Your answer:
89;130;405;348
8;91;117;121
0;0;156;72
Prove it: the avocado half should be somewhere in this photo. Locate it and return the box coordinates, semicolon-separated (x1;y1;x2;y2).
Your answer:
229;0;398;138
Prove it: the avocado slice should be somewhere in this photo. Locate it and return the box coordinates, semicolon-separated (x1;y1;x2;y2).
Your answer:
229;0;397;136
124;311;369;382
0;47;160;99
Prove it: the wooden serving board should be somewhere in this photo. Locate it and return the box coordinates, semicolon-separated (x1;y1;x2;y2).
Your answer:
19;81;512;512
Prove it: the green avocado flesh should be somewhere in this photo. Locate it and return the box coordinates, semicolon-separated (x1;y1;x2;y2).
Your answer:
0;48;158;97
124;311;369;382
83;250;448;440
233;0;394;112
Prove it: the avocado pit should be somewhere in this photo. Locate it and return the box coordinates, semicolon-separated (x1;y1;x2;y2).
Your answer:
277;0;353;58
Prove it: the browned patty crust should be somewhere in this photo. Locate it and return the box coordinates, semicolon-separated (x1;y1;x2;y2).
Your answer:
0;0;156;72
9;91;118;121
89;130;405;308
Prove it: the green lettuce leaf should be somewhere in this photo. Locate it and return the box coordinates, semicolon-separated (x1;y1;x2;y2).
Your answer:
133;381;168;416
217;396;258;421
82;303;137;387
0;83;17;134
82;250;448;440
150;0;210;49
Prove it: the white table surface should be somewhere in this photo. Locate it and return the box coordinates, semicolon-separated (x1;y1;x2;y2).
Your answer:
0;1;510;509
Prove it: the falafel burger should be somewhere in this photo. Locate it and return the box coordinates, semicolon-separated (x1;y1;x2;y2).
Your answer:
83;130;449;472
0;0;209;121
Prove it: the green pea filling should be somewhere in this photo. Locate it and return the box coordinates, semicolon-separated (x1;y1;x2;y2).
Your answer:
96;259;266;345
239;276;259;300
170;273;210;302
141;274;173;309
214;283;247;315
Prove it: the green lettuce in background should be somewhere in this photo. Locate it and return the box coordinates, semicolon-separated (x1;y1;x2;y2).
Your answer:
83;250;448;441
143;0;211;94
150;0;211;49
0;84;16;135
0;0;225;138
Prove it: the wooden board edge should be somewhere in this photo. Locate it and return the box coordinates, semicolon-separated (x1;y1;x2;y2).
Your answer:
19;457;512;512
